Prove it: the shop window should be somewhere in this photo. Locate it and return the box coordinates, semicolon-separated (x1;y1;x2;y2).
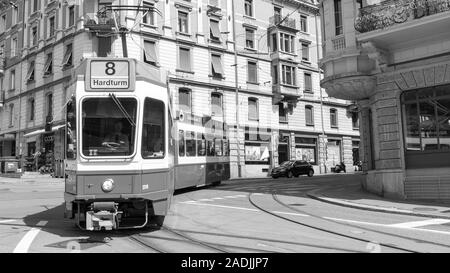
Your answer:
401;85;450;168
294;137;317;165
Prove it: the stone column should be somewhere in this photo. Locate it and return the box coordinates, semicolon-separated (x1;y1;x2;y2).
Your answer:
358;99;373;173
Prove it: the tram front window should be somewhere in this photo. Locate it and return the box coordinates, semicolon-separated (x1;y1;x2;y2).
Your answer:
82;97;137;157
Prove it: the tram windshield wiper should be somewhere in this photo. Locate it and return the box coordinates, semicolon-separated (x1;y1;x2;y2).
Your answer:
109;93;136;127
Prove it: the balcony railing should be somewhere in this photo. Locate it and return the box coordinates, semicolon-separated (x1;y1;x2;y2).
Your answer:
84;11;117;31
355;0;450;33
270;14;296;30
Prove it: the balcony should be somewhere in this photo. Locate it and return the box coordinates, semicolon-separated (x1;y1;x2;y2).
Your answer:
84;12;117;32
272;83;300;104
355;0;450;33
269;15;297;32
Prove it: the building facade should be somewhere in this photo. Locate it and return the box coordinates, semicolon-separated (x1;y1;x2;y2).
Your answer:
319;0;450;199
0;0;359;178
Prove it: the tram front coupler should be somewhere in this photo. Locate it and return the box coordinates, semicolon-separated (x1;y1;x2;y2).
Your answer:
85;202;122;231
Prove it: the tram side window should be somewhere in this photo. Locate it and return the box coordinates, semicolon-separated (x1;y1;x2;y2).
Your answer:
66;96;76;159
197;132;206;156
186;131;196;157
179;130;185;156
215;138;223;156
207;137;215;156
142;98;165;159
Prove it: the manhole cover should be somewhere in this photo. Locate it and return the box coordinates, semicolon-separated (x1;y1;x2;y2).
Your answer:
412;207;438;212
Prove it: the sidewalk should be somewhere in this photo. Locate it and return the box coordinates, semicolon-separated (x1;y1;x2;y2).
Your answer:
307;183;450;219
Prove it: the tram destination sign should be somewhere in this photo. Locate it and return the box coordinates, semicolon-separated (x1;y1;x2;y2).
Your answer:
89;60;130;90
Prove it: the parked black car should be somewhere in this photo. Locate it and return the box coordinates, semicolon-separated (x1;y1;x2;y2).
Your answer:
271;160;314;178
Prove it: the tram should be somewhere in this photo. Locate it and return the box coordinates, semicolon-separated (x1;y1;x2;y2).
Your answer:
64;57;229;231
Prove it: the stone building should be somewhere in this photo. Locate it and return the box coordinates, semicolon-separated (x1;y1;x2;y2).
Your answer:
319;0;450;199
0;0;358;178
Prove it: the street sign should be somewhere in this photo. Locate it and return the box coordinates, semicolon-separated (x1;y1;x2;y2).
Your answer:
90;60;130;89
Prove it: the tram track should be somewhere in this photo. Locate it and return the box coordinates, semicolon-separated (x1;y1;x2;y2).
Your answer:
248;193;421;253
128;224;230;253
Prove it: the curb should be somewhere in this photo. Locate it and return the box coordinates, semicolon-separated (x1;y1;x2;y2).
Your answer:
306;190;450;220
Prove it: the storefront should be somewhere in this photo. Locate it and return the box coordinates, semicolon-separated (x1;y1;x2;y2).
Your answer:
244;126;272;177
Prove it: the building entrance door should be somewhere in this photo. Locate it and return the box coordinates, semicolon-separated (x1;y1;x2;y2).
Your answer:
278;144;288;164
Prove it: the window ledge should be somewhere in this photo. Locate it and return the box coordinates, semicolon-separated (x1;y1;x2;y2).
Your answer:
140;23;158;29
280;83;299;88
306;124;314;127
331;126;339;129
208;38;222;44
8;89;15;92
176;31;192;38
244;47;257;52
301;60;311;64
62;64;74;71
299;31;310;35
176;69;194;74
247;81;259;85
209;74;225;80
26;80;35;84
243;15;256;20
279;120;288;124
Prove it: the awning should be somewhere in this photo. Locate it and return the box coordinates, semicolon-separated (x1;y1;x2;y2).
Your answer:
0;133;15;141
24;124;65;138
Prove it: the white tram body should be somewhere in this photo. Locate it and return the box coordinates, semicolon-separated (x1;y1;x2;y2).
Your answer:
64;58;174;230
64;57;230;231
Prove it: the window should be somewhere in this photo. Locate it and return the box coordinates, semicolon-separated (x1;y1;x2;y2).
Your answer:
305;105;314;126
27;142;36;157
62;43;73;67
272;65;278;84
33;0;38;12
178;89;191;113
29;98;35;121
271;33;277;52
211;93;223;117
12;6;18;25
49;16;55;37
178;47;191;71
330;109;338;128
178;130;185;156
142;98;165;158
334;0;343;36
32;26;38;46
178;11;189;33
279;33;295;53
304;73;312;93
244;0;253;17
279;103;288;123
11;37;17;57
197;133;206;156
43;53;52;76
300;15;308;32
26;61;35;82
186;131;196;156
143;40;157;66
9;104;14;126
281;65;296;86
47;93;53;118
68;6;75;27
248;98;258;121
0;14;6;33
209;20;221;42
9;70;15;90
294;137;317;164
247;61;257;83
274;6;281;17
302;43;309;61
211;54;224;79
142;2;155;25
245;28;255;49
82;97;137;157
401;85;450;168
352;112;359;129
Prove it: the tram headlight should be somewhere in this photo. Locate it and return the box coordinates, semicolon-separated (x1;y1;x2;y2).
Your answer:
101;179;115;192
